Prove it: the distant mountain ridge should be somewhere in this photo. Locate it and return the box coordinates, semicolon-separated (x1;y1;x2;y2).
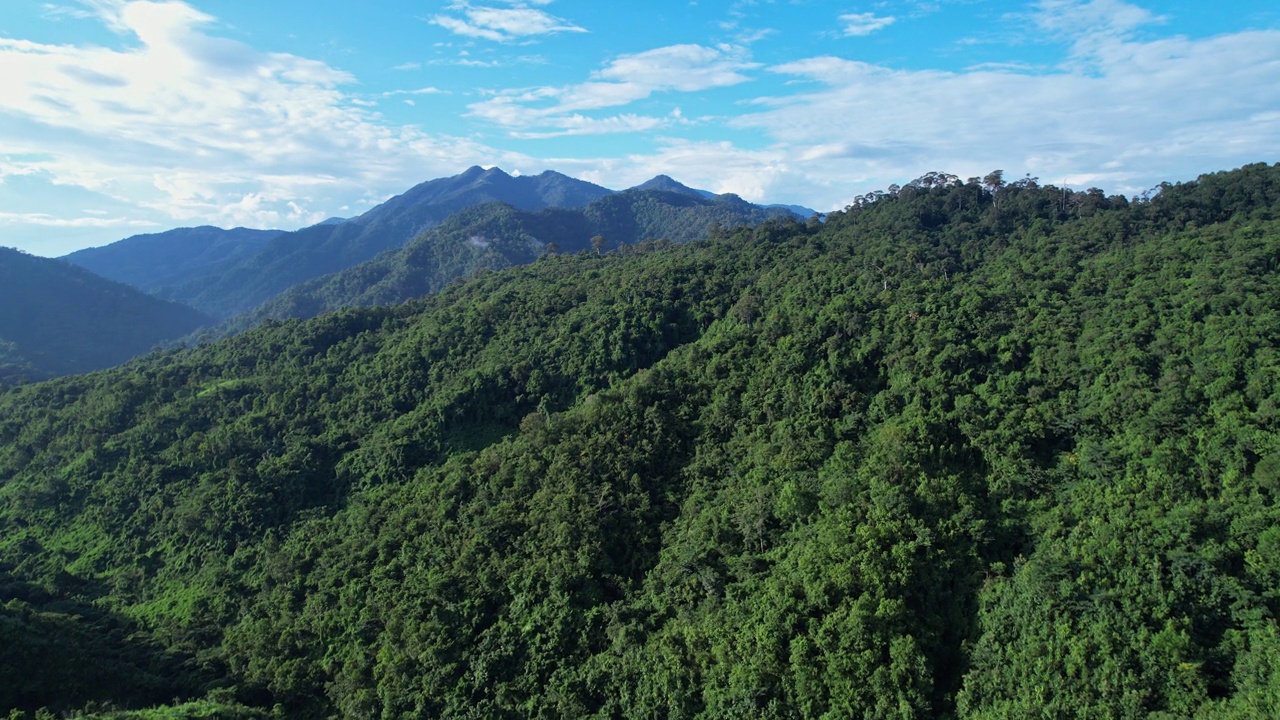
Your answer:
65;167;613;320
0;247;211;383
165;167;615;318
62;226;283;293
632;174;717;199
206;187;799;337
64;167;815;322
631;175;818;218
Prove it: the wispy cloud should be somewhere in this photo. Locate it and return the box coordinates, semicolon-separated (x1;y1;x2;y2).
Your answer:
0;211;160;229
509;113;670;140
0;0;525;243
38;3;97;21
428;2;586;42
1031;0;1161;39
716;17;777;46
382;87;445;97
547;0;1280;211
469;44;757;136
4;0;1276;254
733;0;1280;204
839;12;896;37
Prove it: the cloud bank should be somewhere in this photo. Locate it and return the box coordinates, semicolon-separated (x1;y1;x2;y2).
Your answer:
1;0;1276;255
0;0;524;251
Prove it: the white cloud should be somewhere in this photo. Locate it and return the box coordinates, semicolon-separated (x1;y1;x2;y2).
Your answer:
392;61;421;71
428;2;585;42
0;211;160;229
1028;0;1166;69
469;44;758;135
733;5;1280;206
839;12;896;37
595;44;756;94
40;2;99;22
382;87;445;97
5;0;1276;254
0;0;528;249
509;114;667;139
551;138;802;204
1032;0;1160;39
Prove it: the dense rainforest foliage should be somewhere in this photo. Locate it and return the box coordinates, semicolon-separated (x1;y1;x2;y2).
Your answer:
211;187;798;339
1;163;1278;718
0;249;211;385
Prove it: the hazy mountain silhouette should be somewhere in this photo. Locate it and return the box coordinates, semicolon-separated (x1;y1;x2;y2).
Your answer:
1;247;210;383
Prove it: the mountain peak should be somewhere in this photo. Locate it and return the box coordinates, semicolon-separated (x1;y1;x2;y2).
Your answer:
633;175;715;199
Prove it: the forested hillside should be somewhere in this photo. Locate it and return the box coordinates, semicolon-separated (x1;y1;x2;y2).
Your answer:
0;249;211;384
1;163;1278;718
61;227;283;294
212;188;797;337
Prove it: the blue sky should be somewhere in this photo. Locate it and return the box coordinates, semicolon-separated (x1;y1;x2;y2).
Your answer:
1;0;1277;256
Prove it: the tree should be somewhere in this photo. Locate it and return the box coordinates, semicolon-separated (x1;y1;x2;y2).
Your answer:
982;170;1005;193
984;170;1007;211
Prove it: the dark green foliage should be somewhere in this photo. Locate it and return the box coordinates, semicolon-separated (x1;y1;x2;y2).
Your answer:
1;162;1278;717
0;249;211;383
0;569;202;715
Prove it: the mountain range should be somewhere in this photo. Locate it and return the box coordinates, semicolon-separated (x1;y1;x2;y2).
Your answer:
3;162;1278;718
95;167;615;318
0;167;815;383
61;226;284;295
61;168;815;322
635;174;817;217
0;167;814;384
207;186;805;338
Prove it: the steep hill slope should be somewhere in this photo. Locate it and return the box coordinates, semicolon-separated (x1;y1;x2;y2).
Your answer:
60;226;283;293
1;163;1278;718
210;188;797;337
148;167;613;319
0;248;211;384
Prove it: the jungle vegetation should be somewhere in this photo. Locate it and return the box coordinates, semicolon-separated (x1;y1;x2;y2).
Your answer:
1;162;1278;718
